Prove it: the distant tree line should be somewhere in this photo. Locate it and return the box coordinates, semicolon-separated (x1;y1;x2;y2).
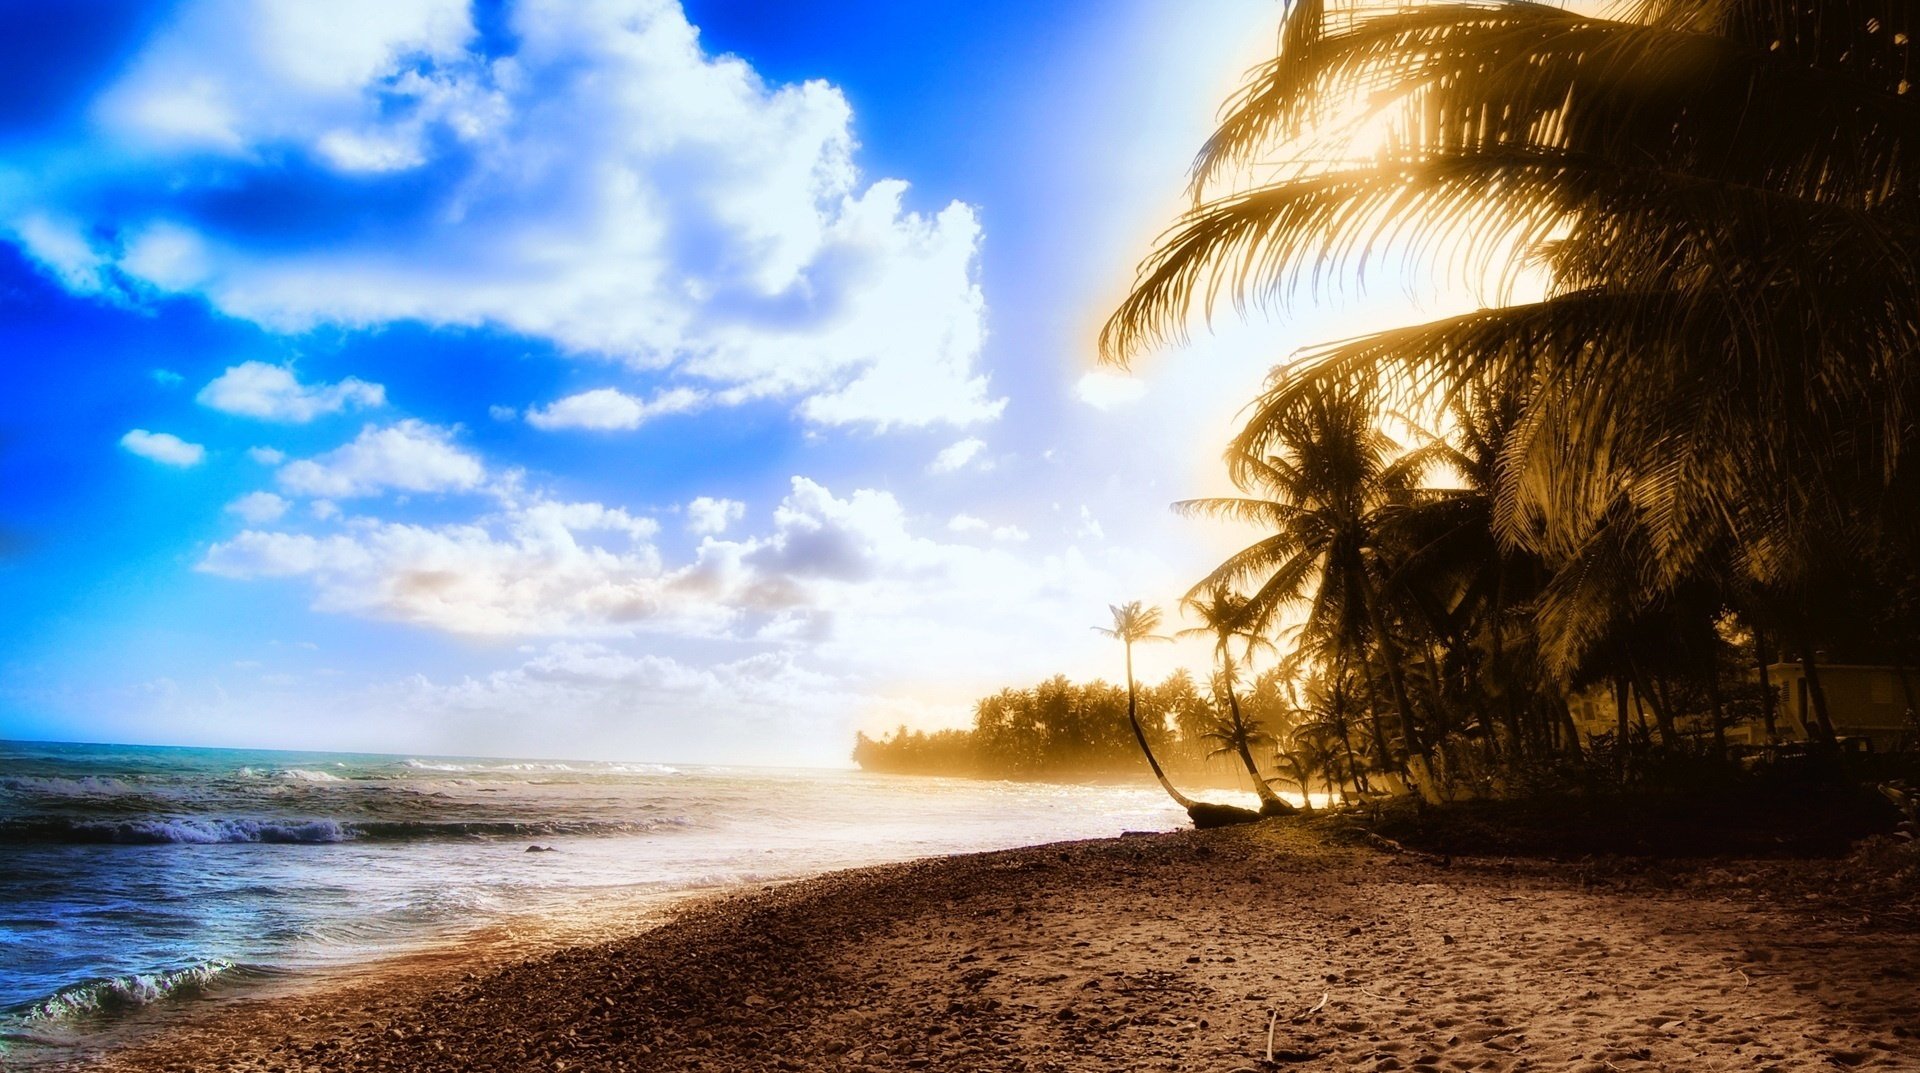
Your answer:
852;670;1319;797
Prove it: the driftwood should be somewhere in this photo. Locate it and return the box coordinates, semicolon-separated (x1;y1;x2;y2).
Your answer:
1186;801;1264;829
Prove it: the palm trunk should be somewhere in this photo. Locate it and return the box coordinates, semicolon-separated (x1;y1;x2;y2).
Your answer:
1123;641;1197;810
1798;642;1838;749
1613;675;1631;781
1218;651;1293;815
1627;659;1677;747
1355;644;1398;772
1225;682;1293;815
1556;695;1584;759
1754;631;1779;742
1707;667;1727;759
1280;750;1315;811
1359;570;1425;761
1330;662;1371;792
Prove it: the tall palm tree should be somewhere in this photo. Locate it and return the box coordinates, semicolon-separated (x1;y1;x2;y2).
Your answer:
1175;388;1426;770
1095;601;1261;828
1180;582;1297;815
1104;0;1920;709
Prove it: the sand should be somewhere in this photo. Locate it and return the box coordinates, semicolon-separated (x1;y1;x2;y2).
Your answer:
56;824;1920;1072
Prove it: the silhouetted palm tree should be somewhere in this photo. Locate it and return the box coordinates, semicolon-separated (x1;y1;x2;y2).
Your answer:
1181;582;1297;815
1176;388;1426;769
1095;601;1260;828
1106;0;1920;754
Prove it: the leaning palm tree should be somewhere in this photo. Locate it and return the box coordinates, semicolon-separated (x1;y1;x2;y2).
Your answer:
1104;0;1920;691
1180;582;1297;815
1095;601;1260;828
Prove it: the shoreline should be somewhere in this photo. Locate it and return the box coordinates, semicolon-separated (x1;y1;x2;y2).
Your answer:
49;823;1920;1072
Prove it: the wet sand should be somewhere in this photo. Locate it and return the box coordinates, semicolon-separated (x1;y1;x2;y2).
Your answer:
61;824;1920;1072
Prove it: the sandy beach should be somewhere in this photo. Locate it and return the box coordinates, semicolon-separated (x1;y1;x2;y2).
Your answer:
57;823;1920;1073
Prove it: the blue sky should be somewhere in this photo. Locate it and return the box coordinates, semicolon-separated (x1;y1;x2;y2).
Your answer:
0;0;1432;765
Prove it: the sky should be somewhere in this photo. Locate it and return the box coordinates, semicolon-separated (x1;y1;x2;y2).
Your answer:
0;0;1451;765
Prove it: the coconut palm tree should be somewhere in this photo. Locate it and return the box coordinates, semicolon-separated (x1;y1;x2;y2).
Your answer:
1095;601;1260;828
1176;388;1427;770
1104;0;1920;716
1180;582;1297;815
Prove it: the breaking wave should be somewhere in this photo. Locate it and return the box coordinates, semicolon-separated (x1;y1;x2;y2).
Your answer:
0;815;690;845
401;758;679;776
0;776;139;797
18;959;243;1023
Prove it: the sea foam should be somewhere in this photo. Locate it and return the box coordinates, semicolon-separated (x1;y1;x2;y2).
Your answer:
22;959;240;1023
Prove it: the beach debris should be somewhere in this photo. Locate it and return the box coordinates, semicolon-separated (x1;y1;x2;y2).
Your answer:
1290;991;1330;1025
1266;1008;1278;1061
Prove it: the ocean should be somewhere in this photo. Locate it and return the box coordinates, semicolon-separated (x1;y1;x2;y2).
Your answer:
0;739;1204;1064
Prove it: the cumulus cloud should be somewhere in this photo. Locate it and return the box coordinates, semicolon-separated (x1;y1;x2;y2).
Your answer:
9;0;1002;429
946;513;1025;543
227;491;289;523
120;429;205;466
1074;371;1148;410
526;387;704;431
198;361;385;422
275;420;485;498
686;496;745;536
927;437;989;474
201;498;672;636
196;474;1143;697
248;446;287;465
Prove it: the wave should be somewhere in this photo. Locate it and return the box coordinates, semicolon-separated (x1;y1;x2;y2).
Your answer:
0;775;139;797
0;815;691;845
236;767;348;783
18;959;241;1023
400;758;679;776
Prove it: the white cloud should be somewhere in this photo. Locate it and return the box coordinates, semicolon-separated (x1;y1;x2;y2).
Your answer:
1074;371;1149;410
248;446;286;465
195;475;1154;701
151;368;184;386
11;213;108;291
276;420;484;498
487;405;518;422
946;513;1025;543
197;361;385;422
686;496;745;536
927;437;989;474
525;387;704;431
226;491;289;523
120;429;205;467
15;0;1002;430
200;498;670;636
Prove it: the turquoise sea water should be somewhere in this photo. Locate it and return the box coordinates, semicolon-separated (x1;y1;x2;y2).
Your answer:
0;739;1197;1062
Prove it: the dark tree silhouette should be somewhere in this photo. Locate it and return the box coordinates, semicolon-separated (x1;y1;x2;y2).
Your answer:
1096;601;1262;828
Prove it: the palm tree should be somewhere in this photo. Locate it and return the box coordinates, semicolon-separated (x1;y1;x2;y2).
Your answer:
1180;582;1297;815
1104;0;1920;725
1288;668;1366;805
1094;601;1260;828
1175;388;1426;771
